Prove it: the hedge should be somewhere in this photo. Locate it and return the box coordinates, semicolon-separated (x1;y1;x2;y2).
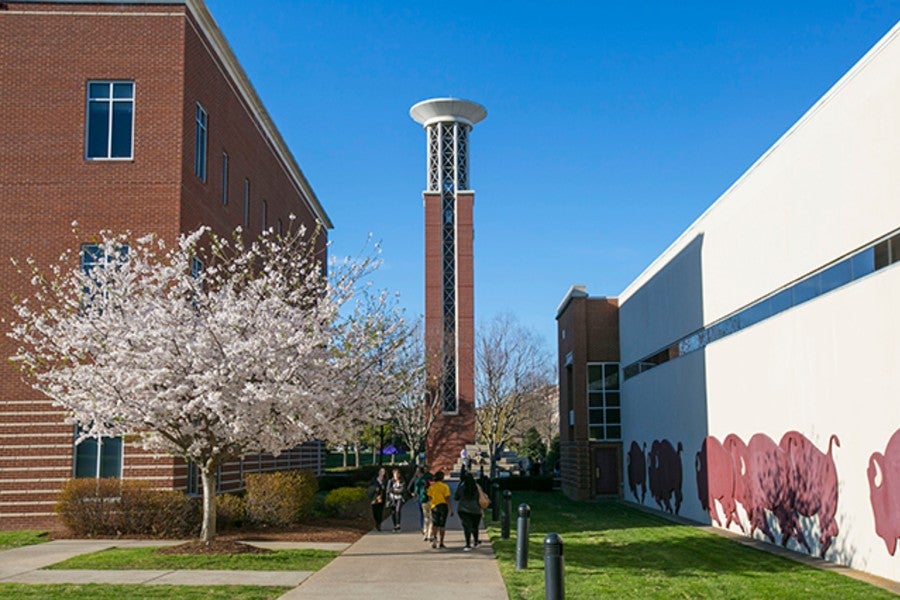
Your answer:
244;469;318;527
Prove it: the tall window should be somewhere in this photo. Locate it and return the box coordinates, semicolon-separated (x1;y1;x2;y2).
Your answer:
86;81;134;159
74;425;122;478
221;152;229;205
243;179;250;228
194;104;208;181
261;200;267;233
587;363;621;441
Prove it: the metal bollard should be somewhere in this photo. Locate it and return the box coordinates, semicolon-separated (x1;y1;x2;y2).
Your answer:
491;482;500;521
501;490;512;539
515;503;530;570
544;533;564;600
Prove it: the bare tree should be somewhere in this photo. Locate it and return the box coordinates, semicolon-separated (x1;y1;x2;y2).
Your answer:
511;383;559;449
475;314;552;477
386;321;442;464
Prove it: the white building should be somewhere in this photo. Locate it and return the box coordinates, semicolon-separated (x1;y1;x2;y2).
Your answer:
560;21;900;583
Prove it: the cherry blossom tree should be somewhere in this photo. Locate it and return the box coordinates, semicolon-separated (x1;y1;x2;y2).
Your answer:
8;222;407;541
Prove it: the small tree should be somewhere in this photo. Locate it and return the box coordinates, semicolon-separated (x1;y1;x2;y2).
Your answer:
8;223;406;542
518;427;547;462
474;314;552;477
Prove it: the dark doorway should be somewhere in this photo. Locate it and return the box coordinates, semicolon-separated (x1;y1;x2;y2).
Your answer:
593;444;620;496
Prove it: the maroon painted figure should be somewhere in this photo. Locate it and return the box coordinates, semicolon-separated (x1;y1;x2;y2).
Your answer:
627;441;647;503
695;435;738;529
869;428;900;556
648;439;683;514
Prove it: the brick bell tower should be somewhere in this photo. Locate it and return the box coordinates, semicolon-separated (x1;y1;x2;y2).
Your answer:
410;98;486;473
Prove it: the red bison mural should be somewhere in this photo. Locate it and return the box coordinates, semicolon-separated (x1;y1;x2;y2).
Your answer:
627;441;647;503
648;439;683;514
696;431;840;558
869;429;900;555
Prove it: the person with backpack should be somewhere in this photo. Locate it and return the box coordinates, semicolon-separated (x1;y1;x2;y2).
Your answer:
409;466;434;541
454;471;483;551
427;470;452;549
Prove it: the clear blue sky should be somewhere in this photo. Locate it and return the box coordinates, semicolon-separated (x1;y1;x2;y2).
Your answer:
205;0;900;349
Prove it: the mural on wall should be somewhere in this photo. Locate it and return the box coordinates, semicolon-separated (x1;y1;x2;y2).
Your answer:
648;439;683;514
869;428;900;556
696;431;840;557
626;441;647;503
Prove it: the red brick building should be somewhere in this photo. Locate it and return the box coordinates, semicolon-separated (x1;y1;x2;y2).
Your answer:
0;0;331;528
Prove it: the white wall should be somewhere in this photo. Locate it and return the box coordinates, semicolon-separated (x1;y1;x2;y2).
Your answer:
619;22;900;583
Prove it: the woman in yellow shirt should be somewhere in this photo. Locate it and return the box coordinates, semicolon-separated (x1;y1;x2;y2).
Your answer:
427;470;453;548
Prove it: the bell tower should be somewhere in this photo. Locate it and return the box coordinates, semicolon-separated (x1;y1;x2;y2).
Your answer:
410;98;486;472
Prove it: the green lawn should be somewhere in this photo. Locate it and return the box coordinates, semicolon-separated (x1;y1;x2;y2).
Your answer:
487;492;896;600
0;530;50;550
0;584;288;599
46;547;338;572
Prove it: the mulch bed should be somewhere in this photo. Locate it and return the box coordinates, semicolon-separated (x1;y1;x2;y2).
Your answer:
156;540;272;555
217;516;371;544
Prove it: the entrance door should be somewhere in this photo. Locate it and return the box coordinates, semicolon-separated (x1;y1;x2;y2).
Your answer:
593;445;620;496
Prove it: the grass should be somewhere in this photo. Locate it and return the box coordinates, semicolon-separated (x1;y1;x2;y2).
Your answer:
46;547;339;572
0;530;50;550
0;584;288;599
487;492;896;600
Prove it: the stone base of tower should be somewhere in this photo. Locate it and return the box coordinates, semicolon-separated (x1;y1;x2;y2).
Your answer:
425;409;475;474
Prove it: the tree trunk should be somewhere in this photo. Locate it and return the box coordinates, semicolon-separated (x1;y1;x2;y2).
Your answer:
199;462;218;542
342;446;348;468
354;442;360;467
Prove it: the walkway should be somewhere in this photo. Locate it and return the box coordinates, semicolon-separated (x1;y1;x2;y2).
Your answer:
0;492;509;599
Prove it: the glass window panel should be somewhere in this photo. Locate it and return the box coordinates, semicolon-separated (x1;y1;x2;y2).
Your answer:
605;392;620;407
820;259;852;294
589;426;603;440
99;437;122;478
110;101;132;158
792;276;819;305
113;82;133;99
588;393;603;408
606;425;622;440
890;233;900;265
87;101;109;158
587;365;603;391
875;240;890;270
88;82;110;99
606;408;621;424
769;288;792;316
588;408;604;425
74;437;98;478
603;363;619;390
851;247;875;279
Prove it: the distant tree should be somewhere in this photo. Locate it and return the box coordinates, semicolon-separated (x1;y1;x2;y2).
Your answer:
8;223;407;542
518;427;547;462
474;314;552;477
510;383;559;450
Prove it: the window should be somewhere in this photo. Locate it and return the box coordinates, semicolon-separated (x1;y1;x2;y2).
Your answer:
587;363;621;441
261;200;267;233
277;218;283;236
221;152;229;205
194;104;208;181
86;81;134;159
186;459;198;495
243;179;250;228
74;426;122;478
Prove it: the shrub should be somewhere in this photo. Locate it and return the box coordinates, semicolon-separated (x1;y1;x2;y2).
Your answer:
244;469;318;527
56;478;198;538
318;473;353;492
324;486;368;518
495;475;555;492
216;492;247;529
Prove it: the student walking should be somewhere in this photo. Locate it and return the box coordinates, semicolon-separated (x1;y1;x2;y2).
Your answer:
387;468;406;532
368;467;387;531
427;470;452;549
409;466;434;541
454;472;483;551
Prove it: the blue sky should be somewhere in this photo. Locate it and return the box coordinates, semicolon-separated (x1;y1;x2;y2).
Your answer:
205;0;900;348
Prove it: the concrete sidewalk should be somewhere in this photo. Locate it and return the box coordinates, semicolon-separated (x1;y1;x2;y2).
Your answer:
281;492;509;600
0;538;348;588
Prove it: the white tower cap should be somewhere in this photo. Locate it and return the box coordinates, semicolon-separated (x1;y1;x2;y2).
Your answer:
409;97;487;128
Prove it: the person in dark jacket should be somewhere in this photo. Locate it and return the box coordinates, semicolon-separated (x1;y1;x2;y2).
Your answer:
368;467;387;531
408;466;434;540
454;472;483;550
387;468;406;532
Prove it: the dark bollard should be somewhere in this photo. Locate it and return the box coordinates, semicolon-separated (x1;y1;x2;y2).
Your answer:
544;533;564;600
491;482;500;520
501;490;512;539
515;503;531;570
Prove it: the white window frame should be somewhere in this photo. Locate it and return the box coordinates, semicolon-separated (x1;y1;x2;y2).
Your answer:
85;80;135;160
